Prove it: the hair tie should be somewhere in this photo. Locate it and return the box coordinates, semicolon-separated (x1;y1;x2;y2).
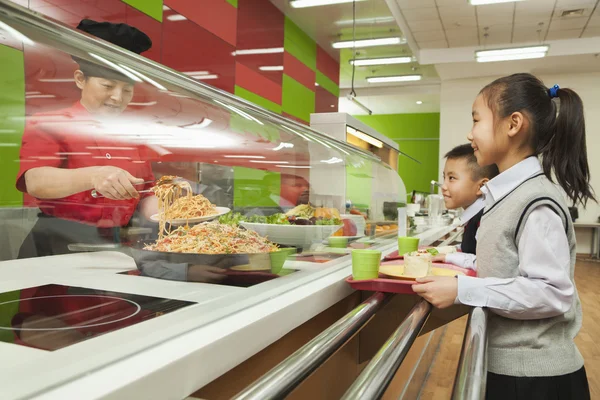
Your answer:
548;84;560;98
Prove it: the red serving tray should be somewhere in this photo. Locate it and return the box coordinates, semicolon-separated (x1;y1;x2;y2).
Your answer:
346;260;476;295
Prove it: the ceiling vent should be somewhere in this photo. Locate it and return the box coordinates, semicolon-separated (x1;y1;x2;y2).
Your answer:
560;8;586;17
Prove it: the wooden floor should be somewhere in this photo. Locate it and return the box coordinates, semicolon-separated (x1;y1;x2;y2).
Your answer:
418;259;600;400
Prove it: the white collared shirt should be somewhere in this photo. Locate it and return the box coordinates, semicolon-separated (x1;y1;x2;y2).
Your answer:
451;156;574;319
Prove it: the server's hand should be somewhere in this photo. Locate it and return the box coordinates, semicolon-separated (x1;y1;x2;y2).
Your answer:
91;166;144;200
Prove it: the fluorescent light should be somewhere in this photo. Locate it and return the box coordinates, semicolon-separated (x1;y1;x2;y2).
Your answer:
259;66;284;71
224;155;265;159
477;53;546;62
335;16;395;26
346;94;373;115
291;0;364;7
38;78;75;83
129;101;158;106
347;127;383;148
193;74;219;80
233;47;284;56
469;0;522;5
315;82;320;86
476;46;549;57
88;53;143;83
366;74;422;83
250;160;290;164
332;37;403;49
167;14;187;21
277;165;311;169
416;100;423;105
26;94;56;99
350;56;413;66
475;45;549;62
184;71;210;76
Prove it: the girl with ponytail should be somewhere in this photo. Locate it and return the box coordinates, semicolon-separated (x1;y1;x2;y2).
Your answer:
413;73;594;399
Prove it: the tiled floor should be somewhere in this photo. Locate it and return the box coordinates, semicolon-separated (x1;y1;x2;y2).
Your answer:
419;259;600;400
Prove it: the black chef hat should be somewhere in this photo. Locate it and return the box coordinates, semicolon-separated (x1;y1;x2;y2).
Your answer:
73;19;152;83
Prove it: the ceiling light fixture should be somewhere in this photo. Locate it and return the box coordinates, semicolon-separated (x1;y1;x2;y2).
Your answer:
416;100;423;105
346;94;373;115
291;0;365;8
193;74;219;80
259;66;284;71
233;47;284;56
366;74;422;83
332;37;404;49
347;126;383;148
167;14;187;21
335;16;395;26
475;45;549;62
469;0;523;5
350;56;413;66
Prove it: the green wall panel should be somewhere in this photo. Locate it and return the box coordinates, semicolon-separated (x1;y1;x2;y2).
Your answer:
233;167;281;208
354;113;440;140
316;70;339;97
354;113;440;195
0;45;25;208
226;0;238;7
0;290;20;344
122;0;164;22
346;159;372;209
282;75;315;123
284;17;316;71
235;85;282;114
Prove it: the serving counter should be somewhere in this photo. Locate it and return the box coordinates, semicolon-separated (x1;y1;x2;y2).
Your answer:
0;2;468;399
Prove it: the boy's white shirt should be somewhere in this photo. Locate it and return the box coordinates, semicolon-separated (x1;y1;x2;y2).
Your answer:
445;197;485;268
447;157;573;319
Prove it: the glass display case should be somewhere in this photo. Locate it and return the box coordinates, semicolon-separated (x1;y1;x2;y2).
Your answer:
0;2;407;398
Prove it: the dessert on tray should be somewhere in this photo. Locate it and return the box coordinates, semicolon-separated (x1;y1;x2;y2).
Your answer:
403;251;433;277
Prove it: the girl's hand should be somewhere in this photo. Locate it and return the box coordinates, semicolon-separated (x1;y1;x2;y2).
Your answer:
432;254;446;263
412;276;458;309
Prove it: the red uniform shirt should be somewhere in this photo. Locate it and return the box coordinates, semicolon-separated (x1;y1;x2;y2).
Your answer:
16;102;155;228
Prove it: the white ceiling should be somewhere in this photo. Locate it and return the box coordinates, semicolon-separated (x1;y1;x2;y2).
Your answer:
270;0;600;114
398;0;600;49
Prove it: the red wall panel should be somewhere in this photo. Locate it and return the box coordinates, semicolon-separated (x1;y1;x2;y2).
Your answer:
235;62;282;105
283;51;315;92
162;17;235;93
126;6;162;63
316;45;339;84
164;0;237;47
315;85;338;113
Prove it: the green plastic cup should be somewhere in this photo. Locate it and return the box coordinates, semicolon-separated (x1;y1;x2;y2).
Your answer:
398;236;419;257
270;247;297;274
351;249;382;280
328;237;349;248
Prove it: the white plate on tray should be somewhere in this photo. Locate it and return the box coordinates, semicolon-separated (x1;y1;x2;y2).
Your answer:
150;207;230;225
240;222;343;247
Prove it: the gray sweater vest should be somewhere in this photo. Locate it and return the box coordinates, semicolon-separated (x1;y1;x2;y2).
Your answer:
477;173;583;377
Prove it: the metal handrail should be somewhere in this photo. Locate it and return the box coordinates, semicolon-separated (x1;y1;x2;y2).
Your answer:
0;1;380;164
232;292;391;400
452;307;489;400
341;299;432;399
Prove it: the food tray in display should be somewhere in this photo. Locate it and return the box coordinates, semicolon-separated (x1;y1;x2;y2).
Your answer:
346;261;476;295
127;241;292;272
150;207;231;225
240;222;343;247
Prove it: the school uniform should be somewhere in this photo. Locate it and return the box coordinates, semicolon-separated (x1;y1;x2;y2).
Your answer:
455;156;590;399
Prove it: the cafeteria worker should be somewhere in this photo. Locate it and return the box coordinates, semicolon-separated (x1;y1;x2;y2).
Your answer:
16;19;158;258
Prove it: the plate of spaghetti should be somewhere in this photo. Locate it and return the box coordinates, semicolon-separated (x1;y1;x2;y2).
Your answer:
144;222;279;255
150;175;229;237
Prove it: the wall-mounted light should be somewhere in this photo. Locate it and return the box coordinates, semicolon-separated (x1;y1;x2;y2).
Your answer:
347;126;383;148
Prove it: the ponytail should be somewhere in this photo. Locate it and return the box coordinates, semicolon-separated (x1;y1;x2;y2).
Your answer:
480;73;596;206
540;88;596;206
